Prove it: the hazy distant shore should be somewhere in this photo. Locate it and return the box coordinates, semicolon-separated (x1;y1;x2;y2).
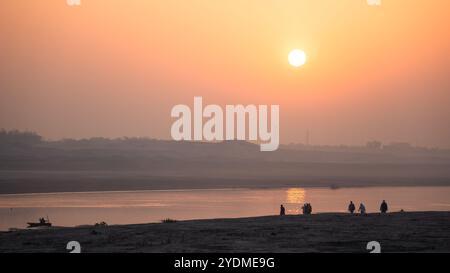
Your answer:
2;132;450;194
1;212;449;253
1;170;450;194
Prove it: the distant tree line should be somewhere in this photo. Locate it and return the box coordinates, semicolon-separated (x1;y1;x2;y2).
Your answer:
0;129;42;145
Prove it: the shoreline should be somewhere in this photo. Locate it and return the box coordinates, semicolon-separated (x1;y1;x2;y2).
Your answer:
1;211;449;253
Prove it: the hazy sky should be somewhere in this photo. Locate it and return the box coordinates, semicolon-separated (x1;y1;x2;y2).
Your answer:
1;0;449;147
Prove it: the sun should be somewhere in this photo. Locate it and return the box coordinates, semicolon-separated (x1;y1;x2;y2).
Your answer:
288;49;306;67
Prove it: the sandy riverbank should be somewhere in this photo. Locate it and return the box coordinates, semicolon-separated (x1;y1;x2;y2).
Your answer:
1;211;449;253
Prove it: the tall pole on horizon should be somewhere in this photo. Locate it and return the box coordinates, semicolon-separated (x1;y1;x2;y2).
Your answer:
306;130;310;146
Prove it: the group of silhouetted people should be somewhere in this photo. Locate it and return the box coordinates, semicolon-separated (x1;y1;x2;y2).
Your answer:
348;201;366;215
279;203;312;215
348;200;388;215
301;203;312;215
279;200;389;216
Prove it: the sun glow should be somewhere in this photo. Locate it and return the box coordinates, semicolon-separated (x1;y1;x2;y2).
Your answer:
288;49;306;67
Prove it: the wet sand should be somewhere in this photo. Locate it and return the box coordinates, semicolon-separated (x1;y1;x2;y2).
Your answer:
1;211;449;253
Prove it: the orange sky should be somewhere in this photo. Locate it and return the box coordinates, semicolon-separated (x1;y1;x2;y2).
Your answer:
1;0;449;147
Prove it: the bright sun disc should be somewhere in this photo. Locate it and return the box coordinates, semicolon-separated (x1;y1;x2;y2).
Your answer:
288;49;306;67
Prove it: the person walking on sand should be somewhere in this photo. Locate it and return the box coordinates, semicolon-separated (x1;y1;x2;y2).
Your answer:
380;200;388;213
280;204;286;216
358;203;366;215
348;201;355;214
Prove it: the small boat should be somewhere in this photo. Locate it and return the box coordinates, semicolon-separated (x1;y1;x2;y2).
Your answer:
27;217;52;228
329;184;340;190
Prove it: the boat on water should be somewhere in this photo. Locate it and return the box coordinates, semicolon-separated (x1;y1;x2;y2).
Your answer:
27;217;52;228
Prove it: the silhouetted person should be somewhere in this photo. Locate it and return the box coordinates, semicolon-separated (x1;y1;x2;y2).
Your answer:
280;205;285;216
39;217;45;224
380;200;388;213
302;203;312;215
348;201;355;214
358;203;366;215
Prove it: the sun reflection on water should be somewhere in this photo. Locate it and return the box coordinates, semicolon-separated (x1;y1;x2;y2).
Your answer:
286;188;305;204
285;188;306;214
